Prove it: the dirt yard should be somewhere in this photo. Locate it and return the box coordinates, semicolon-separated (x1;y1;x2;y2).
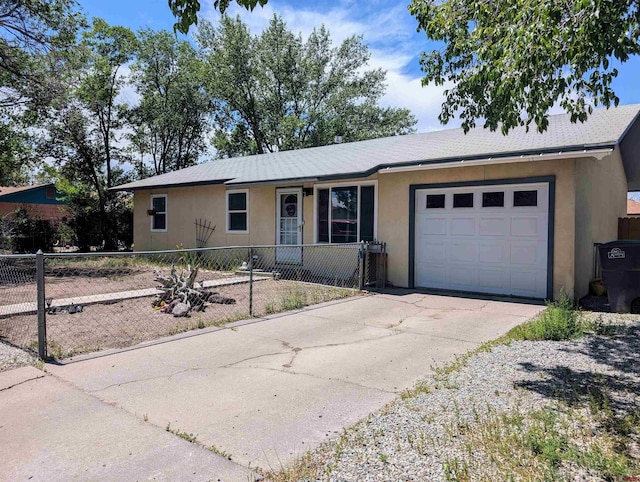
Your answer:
0;279;359;359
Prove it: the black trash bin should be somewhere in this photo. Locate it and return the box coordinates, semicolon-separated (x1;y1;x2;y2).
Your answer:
598;240;640;313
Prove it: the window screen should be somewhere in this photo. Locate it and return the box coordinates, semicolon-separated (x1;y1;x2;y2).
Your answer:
331;187;358;243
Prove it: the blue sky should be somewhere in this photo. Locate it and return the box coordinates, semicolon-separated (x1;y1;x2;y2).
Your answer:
80;0;640;134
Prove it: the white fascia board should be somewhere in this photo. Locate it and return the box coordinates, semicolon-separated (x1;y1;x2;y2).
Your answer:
378;148;614;174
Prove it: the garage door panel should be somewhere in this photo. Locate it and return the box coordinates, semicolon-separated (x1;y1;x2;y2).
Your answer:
509;244;539;265
450;218;476;236
416;242;446;262
450;243;477;262
477;269;508;290
422;217;447;235
510;270;546;295
479;217;508;236
448;266;478;287
478;244;506;264
415;182;549;299
510;217;542;237
415;263;448;286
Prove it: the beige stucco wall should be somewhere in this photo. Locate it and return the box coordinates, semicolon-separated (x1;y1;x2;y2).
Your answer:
574;149;628;298
133;155;628;300
134;184;278;250
376;159;577;299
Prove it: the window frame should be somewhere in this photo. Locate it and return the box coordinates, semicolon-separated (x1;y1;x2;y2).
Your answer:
453;192;474;208
481;191;505;208
150;194;168;233
313;180;378;244
226;189;249;234
513;190;538;207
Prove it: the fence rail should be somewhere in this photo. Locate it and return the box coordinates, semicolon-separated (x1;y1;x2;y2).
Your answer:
0;243;385;360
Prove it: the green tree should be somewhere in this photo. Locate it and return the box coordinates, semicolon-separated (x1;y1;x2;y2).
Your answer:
197;15;416;157
0;120;33;185
409;0;640;133
128;29;211;175
0;0;85;185
42;18;137;249
0;0;85;109
168;0;268;33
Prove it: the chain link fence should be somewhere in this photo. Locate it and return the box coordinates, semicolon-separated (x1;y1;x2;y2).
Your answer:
0;243;386;360
0;254;38;353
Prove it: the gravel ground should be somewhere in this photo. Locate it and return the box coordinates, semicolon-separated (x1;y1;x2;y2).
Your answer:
301;311;640;481
0;341;36;372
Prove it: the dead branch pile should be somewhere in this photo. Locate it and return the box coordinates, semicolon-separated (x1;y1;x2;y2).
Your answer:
152;265;235;317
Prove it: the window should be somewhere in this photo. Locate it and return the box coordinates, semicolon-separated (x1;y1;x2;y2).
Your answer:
316;183;376;243
45;187;56;200
150;194;167;232
482;191;504;207
453;193;474;208
514;190;538;207
426;194;445;209
226;190;248;232
318;189;330;242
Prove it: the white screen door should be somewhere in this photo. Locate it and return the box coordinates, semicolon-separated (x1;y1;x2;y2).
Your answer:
276;188;303;263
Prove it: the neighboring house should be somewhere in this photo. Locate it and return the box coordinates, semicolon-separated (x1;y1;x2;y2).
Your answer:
0;184;67;222
115;105;640;301
627;198;640;216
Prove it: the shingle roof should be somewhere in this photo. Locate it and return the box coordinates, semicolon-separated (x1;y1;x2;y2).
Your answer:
114;104;640;191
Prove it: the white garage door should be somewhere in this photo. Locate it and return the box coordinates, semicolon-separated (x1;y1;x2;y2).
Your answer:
414;182;549;298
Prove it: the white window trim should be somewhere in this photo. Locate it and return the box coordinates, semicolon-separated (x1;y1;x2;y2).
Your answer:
226;189;249;234
313;180;378;244
150;194;168;233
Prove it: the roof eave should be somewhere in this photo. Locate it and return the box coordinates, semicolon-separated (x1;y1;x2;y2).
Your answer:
111;179;231;192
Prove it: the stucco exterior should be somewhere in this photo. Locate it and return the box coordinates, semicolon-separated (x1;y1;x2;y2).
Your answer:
134;184;277;250
574;149;628;297
133;153;627;300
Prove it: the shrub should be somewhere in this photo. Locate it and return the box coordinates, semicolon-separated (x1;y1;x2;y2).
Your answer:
10;208;55;253
507;294;585;341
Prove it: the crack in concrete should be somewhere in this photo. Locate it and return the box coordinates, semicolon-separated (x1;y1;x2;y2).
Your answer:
229;364;397;394
221;350;291;369
86;366;211;393
0;374;45;392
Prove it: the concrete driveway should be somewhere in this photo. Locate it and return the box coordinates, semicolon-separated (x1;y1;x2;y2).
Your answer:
5;291;543;480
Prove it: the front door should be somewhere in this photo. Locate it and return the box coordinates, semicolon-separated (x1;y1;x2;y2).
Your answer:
276;188;303;263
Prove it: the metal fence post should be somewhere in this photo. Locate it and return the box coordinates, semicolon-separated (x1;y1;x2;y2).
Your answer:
249;246;254;317
358;241;365;290
36;249;47;360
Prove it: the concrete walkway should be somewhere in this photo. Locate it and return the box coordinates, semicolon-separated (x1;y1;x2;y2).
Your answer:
1;291;543;480
0;367;256;481
0;275;269;317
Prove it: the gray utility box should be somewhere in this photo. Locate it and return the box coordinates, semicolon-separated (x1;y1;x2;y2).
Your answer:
598;241;640;313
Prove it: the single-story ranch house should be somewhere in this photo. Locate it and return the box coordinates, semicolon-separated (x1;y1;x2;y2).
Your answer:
115;105;640;301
